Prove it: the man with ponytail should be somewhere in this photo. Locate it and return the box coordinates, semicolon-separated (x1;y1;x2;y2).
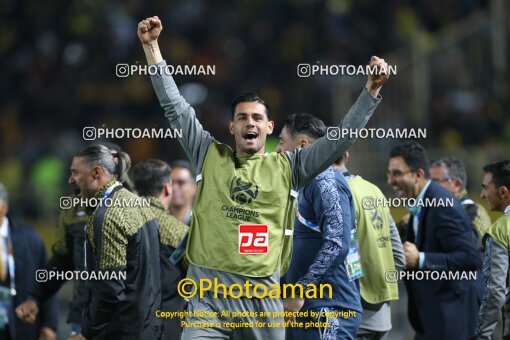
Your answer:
16;142;137;338
66;145;162;340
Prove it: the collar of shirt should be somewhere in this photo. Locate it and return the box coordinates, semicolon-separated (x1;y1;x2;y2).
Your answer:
504;205;510;215
183;210;193;226
455;188;469;201
148;196;165;211
340;166;356;180
94;178;121;200
407;180;432;216
0;218;8;238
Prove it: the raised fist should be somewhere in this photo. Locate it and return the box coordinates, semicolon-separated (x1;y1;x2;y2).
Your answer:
138;16;162;45
367;56;390;91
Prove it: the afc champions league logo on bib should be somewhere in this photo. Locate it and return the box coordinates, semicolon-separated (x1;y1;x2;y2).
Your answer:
230;177;267;254
230;177;259;205
370;209;384;230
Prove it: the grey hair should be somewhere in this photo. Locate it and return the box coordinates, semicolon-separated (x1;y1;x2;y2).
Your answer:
430;156;467;190
75;144;131;182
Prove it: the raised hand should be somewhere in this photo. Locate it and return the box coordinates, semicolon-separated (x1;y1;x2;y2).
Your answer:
365;56;390;96
137;16;163;45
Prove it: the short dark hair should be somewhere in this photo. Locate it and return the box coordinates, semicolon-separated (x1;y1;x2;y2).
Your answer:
390;141;430;178
430;157;467;189
284;113;326;142
132;159;171;197
483;160;510;189
333;155;344;166
230;92;271;119
170;160;196;182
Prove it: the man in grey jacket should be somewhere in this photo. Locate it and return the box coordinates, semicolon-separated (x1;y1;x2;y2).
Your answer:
138;15;389;340
476;160;510;339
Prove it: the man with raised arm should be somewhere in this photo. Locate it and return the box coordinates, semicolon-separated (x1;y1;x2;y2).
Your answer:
138;16;388;340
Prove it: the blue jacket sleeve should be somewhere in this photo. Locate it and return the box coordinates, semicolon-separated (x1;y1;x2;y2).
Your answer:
422;205;480;271
297;170;344;287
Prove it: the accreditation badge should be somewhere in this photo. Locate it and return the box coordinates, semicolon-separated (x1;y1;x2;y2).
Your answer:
0;286;11;330
344;227;364;281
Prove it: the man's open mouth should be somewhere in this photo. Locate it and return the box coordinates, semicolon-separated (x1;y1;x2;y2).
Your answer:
242;132;259;141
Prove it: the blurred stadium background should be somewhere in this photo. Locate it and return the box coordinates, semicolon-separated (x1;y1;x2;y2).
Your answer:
0;0;508;338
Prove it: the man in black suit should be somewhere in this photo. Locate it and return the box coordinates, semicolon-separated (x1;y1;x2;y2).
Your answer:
387;142;481;339
0;182;58;340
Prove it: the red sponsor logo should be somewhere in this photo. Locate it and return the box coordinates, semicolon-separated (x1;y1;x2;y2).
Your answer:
238;224;269;254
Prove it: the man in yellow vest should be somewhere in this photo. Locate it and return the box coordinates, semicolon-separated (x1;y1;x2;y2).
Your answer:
334;151;404;340
476;160;510;339
138;16;389;340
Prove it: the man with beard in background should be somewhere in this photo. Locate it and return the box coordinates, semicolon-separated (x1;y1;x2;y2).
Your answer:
16;142;132;338
67;145;161;339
